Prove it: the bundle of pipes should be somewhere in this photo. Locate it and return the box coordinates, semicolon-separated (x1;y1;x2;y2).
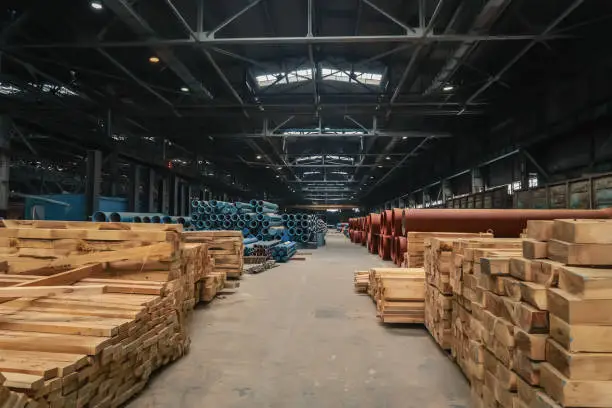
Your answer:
281;213;320;243
348;217;368;245
351;207;612;263
271;241;297;262
92;211;193;229
244;240;281;257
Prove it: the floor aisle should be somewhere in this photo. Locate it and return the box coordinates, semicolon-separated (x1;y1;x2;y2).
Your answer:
128;234;471;408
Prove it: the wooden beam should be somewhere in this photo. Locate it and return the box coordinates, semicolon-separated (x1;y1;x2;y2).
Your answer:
0;285;106;299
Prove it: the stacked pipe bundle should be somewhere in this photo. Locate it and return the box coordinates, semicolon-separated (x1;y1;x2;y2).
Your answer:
348;217;367;244
92;211;193;228
191;199;292;240
271;241;297;262
349;208;612;266
280;212;319;243
244;240;280;257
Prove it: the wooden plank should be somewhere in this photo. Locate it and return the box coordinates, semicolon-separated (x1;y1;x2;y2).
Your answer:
553;219;612;244
514;349;541;386
0;311;128;337
522;239;547;260
519;282;547;310
0;285;106;299
540;361;612;407
557;266;612;299
13;264;102;288
0;331;110;355
6;242;175;274
500;277;522;301
514;328;546;361
481;257;511;276
0;228;174;242
1;372;44;391
526;220;554;242
548;287;612;325
549;313;612;352
0;219;183;232
510;258;534;282
546;338;612;381
548;239;612;266
516;302;548;334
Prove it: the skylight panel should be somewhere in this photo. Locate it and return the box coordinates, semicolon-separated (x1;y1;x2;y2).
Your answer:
0;82;21;95
256;69;311;87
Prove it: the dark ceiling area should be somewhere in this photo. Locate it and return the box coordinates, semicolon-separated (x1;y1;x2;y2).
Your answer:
1;0;611;206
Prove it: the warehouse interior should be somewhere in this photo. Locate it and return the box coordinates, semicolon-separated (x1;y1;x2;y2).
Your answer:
1;0;612;407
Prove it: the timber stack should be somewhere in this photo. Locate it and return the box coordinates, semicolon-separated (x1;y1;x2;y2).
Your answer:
533;219;612;408
368;267;425;324
0;219;240;407
447;236;523;405
353;270;369;293
183;231;244;279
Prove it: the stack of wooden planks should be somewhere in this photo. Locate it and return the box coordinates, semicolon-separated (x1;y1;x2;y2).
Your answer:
368;268;425;324
534;219;612;408
424;237;458;350
183;231;244;279
0;373;34;407
353;270;369;293
0;220;223;407
447;236;524;406
406;232;493;268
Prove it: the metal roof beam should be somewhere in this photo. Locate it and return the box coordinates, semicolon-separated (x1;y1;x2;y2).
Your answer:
161;0;248;116
101;0;213;100
207;131;451;138
97;48;180;116
6;34;573;50
362;0;417;34
459;0;585;110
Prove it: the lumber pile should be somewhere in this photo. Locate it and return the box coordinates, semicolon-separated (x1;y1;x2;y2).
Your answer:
353;270;369;293
447;236;524;406
535;219;612;408
0;373;34;407
183;231;244;279
368;268;425;324
0;220;222;407
407;232;493;268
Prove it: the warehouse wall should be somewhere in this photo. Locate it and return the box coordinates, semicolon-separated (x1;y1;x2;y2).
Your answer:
372;49;612;206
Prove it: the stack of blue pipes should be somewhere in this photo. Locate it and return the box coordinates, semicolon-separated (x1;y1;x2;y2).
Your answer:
270;241;297;262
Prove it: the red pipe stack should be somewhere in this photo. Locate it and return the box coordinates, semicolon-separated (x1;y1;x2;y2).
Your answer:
348;207;612;265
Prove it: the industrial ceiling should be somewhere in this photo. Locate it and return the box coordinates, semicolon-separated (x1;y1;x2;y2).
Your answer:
0;0;609;205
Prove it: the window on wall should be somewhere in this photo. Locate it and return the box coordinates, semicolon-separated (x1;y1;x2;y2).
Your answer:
507;174;538;194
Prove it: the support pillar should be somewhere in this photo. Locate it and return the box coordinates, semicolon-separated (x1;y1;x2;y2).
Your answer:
0;117;10;218
147;169;156;213
161;177;170;214
471;168;484;193
128;165;141;212
85;150;102;220
441;179;452;201
169;175;179;216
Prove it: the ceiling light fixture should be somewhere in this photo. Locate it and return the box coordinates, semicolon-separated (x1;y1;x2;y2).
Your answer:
256;155;262;159
385;156;391;160
149;56;160;64
442;85;455;92
90;1;103;10
180;87;189;92
370;176;374;179
402;136;408;140
378;165;383;168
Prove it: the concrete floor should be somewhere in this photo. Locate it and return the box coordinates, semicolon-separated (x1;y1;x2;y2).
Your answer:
128;233;471;408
